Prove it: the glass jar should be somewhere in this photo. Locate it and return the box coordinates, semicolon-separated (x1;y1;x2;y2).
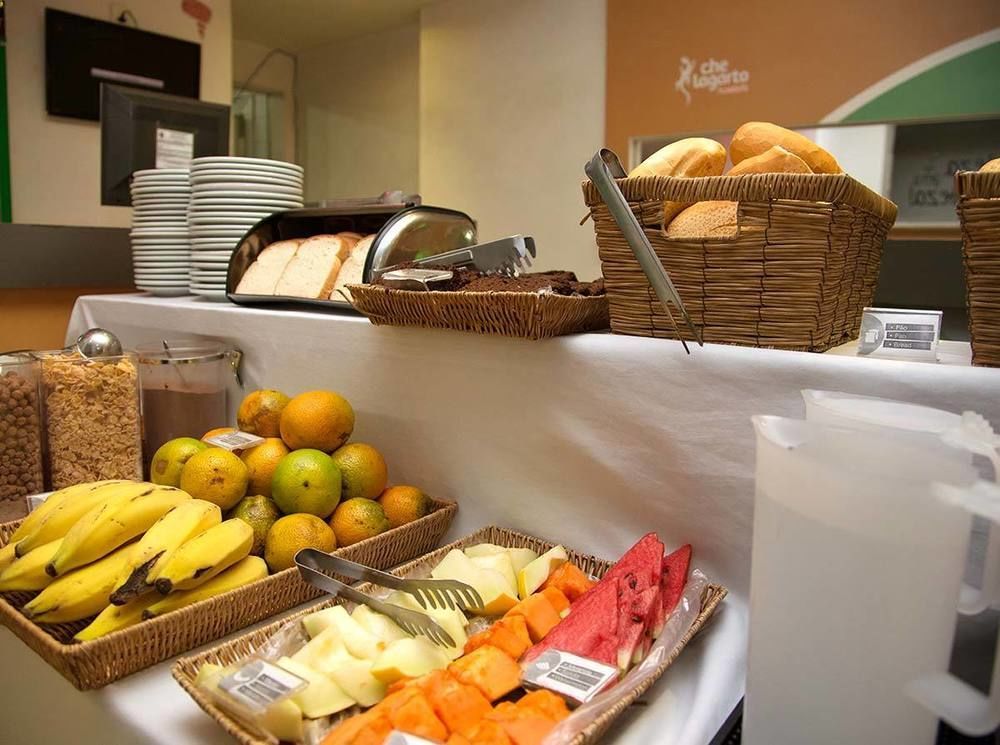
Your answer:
0;353;45;502
136;340;241;472
36;351;143;489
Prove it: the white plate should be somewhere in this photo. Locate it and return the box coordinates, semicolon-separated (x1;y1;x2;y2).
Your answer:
141;287;191;297
136;273;190;280
136;281;190;288
191;267;228;275
133;260;190;266
188;204;301;213
191;156;302;172
187;218;266;228
131;223;188;230
186;210;276;219
134;168;189;177
190;173;302;188
188;240;238;248
189;230;250;239
191;262;231;270
132;177;190;187
132;211;188;217
189;249;233;259
191;183;301;197
131;186;192;195
132;255;191;262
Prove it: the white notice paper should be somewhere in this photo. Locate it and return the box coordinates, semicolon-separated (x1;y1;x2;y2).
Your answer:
155;127;195;169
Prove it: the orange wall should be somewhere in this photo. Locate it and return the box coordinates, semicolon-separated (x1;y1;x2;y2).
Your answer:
0;288;132;351
606;0;1000;155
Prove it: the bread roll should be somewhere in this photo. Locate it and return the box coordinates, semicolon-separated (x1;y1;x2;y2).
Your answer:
727;145;812;176
630;138;727;225
980;157;1000;173
274;238;344;299
234;239;301;295
730;122;841;174
330;234;375;301
665;201;739;239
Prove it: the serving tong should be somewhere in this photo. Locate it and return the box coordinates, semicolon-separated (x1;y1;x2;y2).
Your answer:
294;549;483;648
377;235;536;280
584;149;703;353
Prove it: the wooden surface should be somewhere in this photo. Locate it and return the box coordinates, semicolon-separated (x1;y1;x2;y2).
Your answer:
0;288;132;351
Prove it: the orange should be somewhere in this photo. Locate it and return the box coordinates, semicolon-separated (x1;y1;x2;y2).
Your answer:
202;427;236;442
378;485;431;528
330;443;388;501
264;514;337;572
237;389;291;437
240;437;290;498
149;437;208;488
270;449;342;517
329;498;390;547
279;390;355;452
178;448;249;510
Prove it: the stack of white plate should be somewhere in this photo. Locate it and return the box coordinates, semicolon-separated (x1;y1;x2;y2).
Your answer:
130;169;191;296
188;157;304;300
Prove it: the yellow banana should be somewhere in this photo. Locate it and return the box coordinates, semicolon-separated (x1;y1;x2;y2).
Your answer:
110;499;221;605
24;543;136;624
153;519;254;594
47;485;190;577
8;480;129;546
0;543;16;573
144;556;267;619
74;593;161;641
0;538;63;592
14;480;147;557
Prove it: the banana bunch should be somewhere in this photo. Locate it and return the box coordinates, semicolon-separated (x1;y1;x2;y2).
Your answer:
11;480;133;558
0;538;63;592
47;484;190;577
110;499;221;605
23;542;136;624
153;519;254;594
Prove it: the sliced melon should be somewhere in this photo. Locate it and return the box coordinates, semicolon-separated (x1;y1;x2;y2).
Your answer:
464;543;507;558
517;545;568;599
370;637;450;684
470;552;517;596
351;604;410;644
275;656;355;718
301;605;384;660
507;547;539;574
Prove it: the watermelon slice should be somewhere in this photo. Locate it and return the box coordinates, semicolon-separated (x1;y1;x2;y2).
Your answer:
617;584;659;671
635;584;662;664
599;533;663;590
523;578;620;665
660;544;692;622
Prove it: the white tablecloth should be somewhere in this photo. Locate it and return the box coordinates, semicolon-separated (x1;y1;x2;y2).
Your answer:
2;293;998;745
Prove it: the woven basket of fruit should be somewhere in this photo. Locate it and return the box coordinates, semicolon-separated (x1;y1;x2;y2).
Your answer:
348;269;609;340
173;526;727;745
0;486;456;690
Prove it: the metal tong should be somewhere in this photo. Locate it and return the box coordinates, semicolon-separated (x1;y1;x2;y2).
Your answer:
409;235;536;276
294;549;483;648
584;149;703;353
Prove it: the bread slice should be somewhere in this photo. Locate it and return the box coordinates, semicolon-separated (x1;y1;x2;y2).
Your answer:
665;201;739;239
234;239;301;295
330;234;375;301
296;234;351;262
274;238;344;299
337;232;363;251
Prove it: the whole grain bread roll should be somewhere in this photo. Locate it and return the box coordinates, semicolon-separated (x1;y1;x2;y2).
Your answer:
730;122;841;174
629;137;727;225
728;145;812;176
980;157;1000;173
665;201;739;239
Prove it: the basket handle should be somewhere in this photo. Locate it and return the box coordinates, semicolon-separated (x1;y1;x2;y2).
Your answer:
584;149;703;352
905;480;1000;736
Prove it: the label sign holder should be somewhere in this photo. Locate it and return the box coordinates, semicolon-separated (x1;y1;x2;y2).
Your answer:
521;649;619;705
857;307;943;362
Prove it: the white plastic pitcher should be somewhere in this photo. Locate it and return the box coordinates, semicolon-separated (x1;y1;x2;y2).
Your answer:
744;416;998;745
803;389;1000;615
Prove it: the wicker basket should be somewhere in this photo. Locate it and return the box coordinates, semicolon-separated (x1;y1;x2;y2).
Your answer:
582;172;897;351
956;170;1000;367
348;285;610;340
0;498;456;690
173;525;728;745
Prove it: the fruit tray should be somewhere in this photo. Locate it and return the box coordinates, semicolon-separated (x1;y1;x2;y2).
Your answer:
0;498;456;690
172;526;727;745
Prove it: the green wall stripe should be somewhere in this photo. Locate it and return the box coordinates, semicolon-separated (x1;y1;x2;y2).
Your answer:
0;42;10;223
843;42;1000;123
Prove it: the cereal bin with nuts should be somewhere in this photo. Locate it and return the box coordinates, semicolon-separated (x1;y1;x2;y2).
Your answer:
0;353;45;518
36;349;143;489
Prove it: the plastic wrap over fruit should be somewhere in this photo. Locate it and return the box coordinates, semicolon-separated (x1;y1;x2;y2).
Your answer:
539;569;710;745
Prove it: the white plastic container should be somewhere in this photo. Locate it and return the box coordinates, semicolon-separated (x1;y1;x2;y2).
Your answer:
744;416;984;745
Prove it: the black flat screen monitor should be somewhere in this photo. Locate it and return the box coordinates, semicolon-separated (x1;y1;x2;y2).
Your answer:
100;84;230;206
46;8;201;121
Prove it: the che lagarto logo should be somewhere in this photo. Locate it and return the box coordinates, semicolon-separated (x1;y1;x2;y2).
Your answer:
675;56;750;105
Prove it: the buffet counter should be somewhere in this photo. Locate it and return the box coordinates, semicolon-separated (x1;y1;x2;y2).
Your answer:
1;292;997;745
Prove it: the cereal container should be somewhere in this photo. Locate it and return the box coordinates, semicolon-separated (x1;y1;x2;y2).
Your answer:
0;353;45;504
37;351;143;489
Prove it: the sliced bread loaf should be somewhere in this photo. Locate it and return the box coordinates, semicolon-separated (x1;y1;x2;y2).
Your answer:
234;239;301;295
330;234;374;301
274;237;344;298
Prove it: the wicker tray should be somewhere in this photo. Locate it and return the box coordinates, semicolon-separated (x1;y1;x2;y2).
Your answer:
956;170;1000;367
173;525;728;745
348;284;610;340
582;172;897;352
0;498;456;690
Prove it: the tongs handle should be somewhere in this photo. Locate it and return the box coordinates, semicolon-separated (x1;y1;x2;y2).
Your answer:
584;149;703;352
296;548;408;592
294;551;375;607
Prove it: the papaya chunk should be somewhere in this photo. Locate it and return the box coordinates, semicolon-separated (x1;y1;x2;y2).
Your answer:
448;644;522;702
541;563;595;602
517;689;570;722
464;614;532;660
388;692;449;742
505;594;562;643
446;735;473;745
486;702;557;745
465;719;514;745
421;670;493;737
320;710;391;745
540;586;570;614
